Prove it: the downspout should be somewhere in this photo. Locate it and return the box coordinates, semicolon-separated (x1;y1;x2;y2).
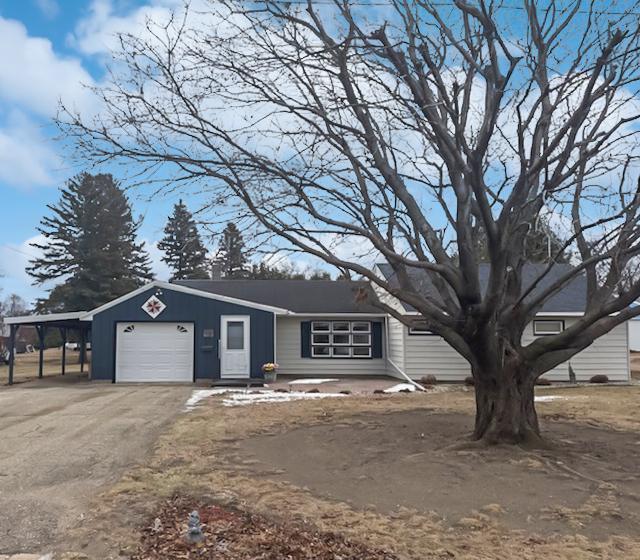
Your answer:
384;316;426;392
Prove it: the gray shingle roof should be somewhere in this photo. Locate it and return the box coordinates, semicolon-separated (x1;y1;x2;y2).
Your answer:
376;263;587;313
174;279;382;314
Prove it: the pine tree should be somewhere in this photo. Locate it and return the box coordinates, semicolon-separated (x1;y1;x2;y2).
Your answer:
158;200;209;280
214;222;249;278
27;173;153;312
247;262;332;279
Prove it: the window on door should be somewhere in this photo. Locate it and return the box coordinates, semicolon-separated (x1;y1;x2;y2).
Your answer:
227;321;245;349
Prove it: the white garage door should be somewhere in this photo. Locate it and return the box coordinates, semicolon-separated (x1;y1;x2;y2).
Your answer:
115;322;194;382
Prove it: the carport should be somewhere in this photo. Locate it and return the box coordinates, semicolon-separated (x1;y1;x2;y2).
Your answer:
3;312;91;384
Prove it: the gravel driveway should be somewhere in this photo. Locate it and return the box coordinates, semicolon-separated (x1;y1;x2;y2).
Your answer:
0;381;191;555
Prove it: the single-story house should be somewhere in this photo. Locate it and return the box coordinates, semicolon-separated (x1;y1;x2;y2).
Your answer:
4;263;630;383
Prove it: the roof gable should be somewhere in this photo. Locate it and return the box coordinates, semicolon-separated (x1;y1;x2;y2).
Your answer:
81;281;290;319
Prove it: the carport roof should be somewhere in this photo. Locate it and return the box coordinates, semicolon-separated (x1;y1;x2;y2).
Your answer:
3;311;90;328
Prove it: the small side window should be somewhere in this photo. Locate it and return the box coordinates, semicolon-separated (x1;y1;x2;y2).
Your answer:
408;319;434;336
533;320;564;336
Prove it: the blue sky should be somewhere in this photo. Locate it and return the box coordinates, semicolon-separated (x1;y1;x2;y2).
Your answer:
0;0;200;304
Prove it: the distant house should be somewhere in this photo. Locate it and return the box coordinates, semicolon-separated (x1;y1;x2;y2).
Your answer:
0;320;31;353
4;263;630;383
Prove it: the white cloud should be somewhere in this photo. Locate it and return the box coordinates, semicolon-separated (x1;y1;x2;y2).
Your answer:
0;17;96;117
0;111;60;188
0;235;48;304
35;0;60;19
69;0;184;56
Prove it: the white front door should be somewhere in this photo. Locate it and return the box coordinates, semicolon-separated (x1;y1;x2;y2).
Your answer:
220;316;250;378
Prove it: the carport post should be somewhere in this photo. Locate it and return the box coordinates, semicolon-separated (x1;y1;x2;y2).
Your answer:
59;327;67;376
36;325;47;378
8;324;18;385
79;328;86;373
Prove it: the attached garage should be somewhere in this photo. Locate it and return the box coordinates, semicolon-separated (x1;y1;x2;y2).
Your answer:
85;282;283;383
115;322;194;382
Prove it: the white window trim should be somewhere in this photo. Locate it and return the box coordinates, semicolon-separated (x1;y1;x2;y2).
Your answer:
352;346;372;357
351;333;371;346
311;321;331;333
311;345;332;358
533;319;565;336
331;333;351;346
351;321;371;333
331;346;352;357
407;319;437;336
309;320;373;359
312;333;330;344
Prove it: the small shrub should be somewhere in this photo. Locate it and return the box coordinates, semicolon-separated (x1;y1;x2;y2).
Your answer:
420;374;438;386
274;388;289;393
339;390;352;395
373;389;386;394
590;374;609;384
464;376;475;386
399;388;412;393
306;388;320;393
535;377;552;386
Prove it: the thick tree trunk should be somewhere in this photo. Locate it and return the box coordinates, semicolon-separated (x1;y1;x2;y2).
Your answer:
472;366;540;445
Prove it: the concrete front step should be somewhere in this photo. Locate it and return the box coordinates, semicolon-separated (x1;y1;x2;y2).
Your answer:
211;378;265;388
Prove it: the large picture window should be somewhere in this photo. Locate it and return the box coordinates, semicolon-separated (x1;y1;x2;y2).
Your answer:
311;321;372;358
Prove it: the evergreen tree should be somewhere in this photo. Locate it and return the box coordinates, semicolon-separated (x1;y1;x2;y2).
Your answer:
158;200;209;280
247;262;331;279
27;173;153;312
214;222;249;278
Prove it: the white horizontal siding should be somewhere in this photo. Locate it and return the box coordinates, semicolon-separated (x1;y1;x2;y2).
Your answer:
400;317;630;383
521;321;567;380
403;331;471;381
276;316;387;376
552;319;628;381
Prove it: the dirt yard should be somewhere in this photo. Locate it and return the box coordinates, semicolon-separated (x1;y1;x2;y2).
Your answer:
0;347;90;384
65;383;640;560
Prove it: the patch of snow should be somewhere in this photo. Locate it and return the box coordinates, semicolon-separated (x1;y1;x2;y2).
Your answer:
535;395;568;402
185;388;347;410
184;388;243;411
383;383;417;393
287;378;340;385
222;391;346;407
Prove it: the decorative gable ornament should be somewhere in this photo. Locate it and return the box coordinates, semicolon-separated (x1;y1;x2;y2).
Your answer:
142;295;166;319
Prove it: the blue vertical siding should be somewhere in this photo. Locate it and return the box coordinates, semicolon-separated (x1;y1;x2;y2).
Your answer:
90;286;275;381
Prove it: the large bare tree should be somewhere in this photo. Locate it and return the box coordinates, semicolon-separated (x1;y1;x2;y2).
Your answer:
61;0;640;444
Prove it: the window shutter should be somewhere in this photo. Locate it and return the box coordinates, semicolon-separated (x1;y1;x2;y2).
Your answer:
300;321;311;357
371;322;383;358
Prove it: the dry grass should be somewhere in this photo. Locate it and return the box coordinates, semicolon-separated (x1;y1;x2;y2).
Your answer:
64;385;640;560
0;347;90;385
